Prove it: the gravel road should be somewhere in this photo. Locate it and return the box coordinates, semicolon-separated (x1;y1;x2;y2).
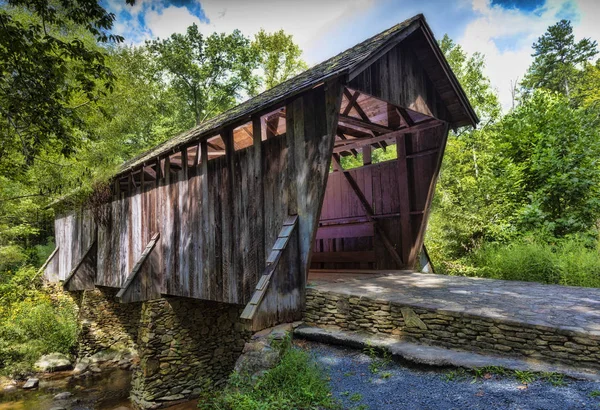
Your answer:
301;341;600;410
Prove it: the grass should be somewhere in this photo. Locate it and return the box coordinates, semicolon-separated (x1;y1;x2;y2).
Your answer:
349;393;363;402
454;235;600;288
199;337;340;410
589;390;600;398
363;343;392;375
443;366;568;387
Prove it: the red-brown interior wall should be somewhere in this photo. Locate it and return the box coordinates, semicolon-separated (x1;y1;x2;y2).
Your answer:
311;125;445;271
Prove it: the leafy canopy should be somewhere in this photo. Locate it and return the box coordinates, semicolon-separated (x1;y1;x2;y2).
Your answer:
147;24;259;126
0;0;130;171
252;29;308;91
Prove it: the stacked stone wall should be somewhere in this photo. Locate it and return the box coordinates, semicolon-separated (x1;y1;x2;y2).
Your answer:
78;287;141;357
75;288;251;409
304;288;600;370
131;298;250;408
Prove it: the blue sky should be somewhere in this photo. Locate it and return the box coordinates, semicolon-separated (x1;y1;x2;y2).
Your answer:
104;0;600;111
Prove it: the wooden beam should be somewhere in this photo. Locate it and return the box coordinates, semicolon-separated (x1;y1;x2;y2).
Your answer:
396;106;415;127
252;115;265;296
337;132;359;156
342;90;360;116
34;246;59;281
410;122;450;266
331;155;404;268
396;133;412;266
338;114;392;134
63;239;97;291
311;251;376;264
406;147;439;159
116;233;160;303
240;216;298;321
363;145;372;165
333;120;442;153
343;89;372;124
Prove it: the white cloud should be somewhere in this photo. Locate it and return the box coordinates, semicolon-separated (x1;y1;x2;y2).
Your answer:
196;0;375;63
110;0;600;112
458;0;600;112
145;5;203;39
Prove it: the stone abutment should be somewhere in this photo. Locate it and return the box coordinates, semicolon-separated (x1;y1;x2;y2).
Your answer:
77;288;251;409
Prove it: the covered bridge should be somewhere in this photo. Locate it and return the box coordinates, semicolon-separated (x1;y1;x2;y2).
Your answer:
44;14;477;330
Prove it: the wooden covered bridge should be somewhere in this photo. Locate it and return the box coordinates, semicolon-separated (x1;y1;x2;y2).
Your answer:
44;14;477;330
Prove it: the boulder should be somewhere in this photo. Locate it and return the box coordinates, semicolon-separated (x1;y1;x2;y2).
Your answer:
73;359;89;374
35;353;72;372
23;378;39;389
53;392;73;400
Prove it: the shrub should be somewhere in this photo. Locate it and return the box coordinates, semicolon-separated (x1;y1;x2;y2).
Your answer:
463;234;600;287
0;266;79;377
200;341;339;410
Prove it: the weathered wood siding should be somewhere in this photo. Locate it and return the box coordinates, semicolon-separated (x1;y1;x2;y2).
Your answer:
47;80;342;310
313;125;446;269
349;41;450;123
45;209;95;281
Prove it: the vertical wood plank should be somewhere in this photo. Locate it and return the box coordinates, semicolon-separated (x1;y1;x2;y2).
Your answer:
396;134;412;266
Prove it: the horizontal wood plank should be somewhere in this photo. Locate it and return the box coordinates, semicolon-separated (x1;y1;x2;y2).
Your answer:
311;251;377;264
315;222;374;240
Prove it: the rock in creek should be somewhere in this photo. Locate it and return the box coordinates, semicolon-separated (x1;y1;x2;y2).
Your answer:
35;353;72;372
53;392;73;400
22;378;39;389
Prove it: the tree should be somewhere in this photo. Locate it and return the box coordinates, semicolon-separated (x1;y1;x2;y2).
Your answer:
522;20;598;97
0;0;130;170
427;36;519;264
499;90;600;236
572;59;600;109
148;25;259;126
252;29;308;91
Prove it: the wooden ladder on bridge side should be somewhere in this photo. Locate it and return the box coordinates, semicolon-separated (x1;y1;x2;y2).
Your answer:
240;215;299;321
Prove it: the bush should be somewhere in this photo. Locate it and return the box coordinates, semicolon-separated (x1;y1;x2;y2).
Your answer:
461;234;600;288
200;339;339;410
0;266;79;377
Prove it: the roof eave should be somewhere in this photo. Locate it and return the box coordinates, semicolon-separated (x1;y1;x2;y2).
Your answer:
418;18;479;128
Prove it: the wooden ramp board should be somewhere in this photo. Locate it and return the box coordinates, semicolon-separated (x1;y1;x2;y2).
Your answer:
117;232;161;303
240;215;298;321
63;240;97;291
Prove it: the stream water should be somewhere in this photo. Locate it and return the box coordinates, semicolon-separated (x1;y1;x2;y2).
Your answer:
0;369;199;410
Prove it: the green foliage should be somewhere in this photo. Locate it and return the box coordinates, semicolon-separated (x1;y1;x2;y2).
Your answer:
199;343;339;410
522;20;598;96
252;29;308;91
0;266;79;377
464;234;600;287
363;343;392;375
572;59;600;109
148;25;259;126
0;0;129;171
349;393;363;402
428;35;515;263
500;90;600;236
429;27;600;283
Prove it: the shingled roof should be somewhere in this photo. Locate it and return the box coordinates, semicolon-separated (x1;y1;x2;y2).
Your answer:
119;14;477;175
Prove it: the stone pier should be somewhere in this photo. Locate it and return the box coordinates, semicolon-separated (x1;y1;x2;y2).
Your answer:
77;288;251;409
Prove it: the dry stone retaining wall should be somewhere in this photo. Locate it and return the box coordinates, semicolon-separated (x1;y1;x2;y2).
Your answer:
304;288;600;370
131;298;250;408
76;288;251;409
78;287;141;357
